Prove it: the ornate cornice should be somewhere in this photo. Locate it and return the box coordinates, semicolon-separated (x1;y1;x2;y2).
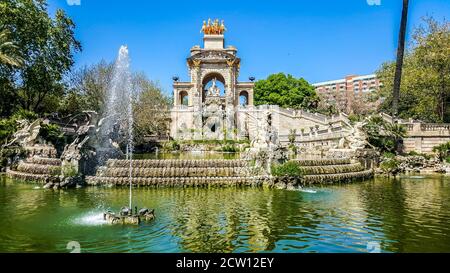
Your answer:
187;50;240;67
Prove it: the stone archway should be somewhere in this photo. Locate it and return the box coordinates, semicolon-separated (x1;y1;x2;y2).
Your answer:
239;90;249;106
202;72;226;102
179;91;189;106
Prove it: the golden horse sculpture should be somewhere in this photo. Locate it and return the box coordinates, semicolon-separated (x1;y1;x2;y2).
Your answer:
201;19;226;35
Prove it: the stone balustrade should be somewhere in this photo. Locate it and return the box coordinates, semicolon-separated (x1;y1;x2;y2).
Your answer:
400;121;450;153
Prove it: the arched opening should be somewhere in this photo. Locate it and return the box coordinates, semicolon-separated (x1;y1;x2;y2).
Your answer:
239;91;249;106
202;73;226;102
179;91;189;106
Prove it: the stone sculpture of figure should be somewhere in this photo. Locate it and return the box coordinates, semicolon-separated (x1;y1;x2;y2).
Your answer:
220;20;227;34
207;78;220;96
201;19;226;35
200;20;207;34
213;19;219;34
3;119;42;148
339;121;368;150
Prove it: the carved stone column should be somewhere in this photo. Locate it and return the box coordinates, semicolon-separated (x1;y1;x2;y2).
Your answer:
191;60;203;140
225;60;236;140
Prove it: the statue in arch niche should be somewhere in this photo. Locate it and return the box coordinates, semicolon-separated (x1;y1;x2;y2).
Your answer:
207;78;221;97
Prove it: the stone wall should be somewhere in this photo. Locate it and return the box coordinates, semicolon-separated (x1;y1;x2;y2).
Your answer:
237;105;353;151
402;123;450;154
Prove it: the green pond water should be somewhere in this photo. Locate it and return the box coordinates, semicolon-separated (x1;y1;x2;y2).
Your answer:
0;175;450;253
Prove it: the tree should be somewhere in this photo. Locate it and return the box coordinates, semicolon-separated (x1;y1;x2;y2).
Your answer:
0;0;81;116
362;116;407;154
392;0;410;118
254;73;319;109
0;28;23;67
414;17;450;122
62;60;114;115
377;17;450;122
65;61;171;141
133;73;171;141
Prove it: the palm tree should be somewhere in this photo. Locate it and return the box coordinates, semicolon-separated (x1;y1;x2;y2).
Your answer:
0;28;23;67
392;0;410;118
385;122;407;154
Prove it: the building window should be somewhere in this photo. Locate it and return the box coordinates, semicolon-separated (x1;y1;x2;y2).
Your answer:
179;91;189;106
239;91;249;106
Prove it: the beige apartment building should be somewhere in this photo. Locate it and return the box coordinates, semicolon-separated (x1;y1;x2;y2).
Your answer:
313;74;382;114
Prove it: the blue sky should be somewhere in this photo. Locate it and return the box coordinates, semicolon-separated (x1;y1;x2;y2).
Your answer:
47;0;450;95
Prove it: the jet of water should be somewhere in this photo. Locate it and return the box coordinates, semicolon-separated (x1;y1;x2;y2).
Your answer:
100;45;135;209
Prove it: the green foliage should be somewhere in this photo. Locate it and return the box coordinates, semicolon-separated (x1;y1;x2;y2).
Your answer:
433;142;450;162
271;161;304;177
0;110;37;145
0;118;17;145
380;158;401;176
377;17;450;122
254;73;319;109
0;28;23;67
0;0;81;116
180;139;249;146
383;152;396;159
12;109;38;121
133;74;171;143
221;144;238;153
64;60;114;114
0;147;25;168
288;129;296;144
39;123;64;147
348;114;361;125
407;151;432;160
362;116;407;154
65;62;171;144
162;140;181;152
61;165;77;177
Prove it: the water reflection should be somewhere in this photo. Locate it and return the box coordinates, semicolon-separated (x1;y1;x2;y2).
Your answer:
0;176;450;253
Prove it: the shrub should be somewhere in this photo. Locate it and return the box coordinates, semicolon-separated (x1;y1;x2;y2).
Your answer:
271;161;303;177
12;110;37;121
433;142;450;162
162;140;180;152
445;156;450;164
380;158;401;176
39;124;64;144
0;110;38;146
362;116;407;154
288;129;297;144
383;152;396;159
62;165;77;177
408;151;432;160
221;144;238;153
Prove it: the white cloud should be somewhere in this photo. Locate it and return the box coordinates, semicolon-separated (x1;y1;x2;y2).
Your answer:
67;0;81;6
367;0;381;6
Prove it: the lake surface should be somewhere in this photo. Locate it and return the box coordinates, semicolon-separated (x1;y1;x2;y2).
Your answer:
0;175;449;253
